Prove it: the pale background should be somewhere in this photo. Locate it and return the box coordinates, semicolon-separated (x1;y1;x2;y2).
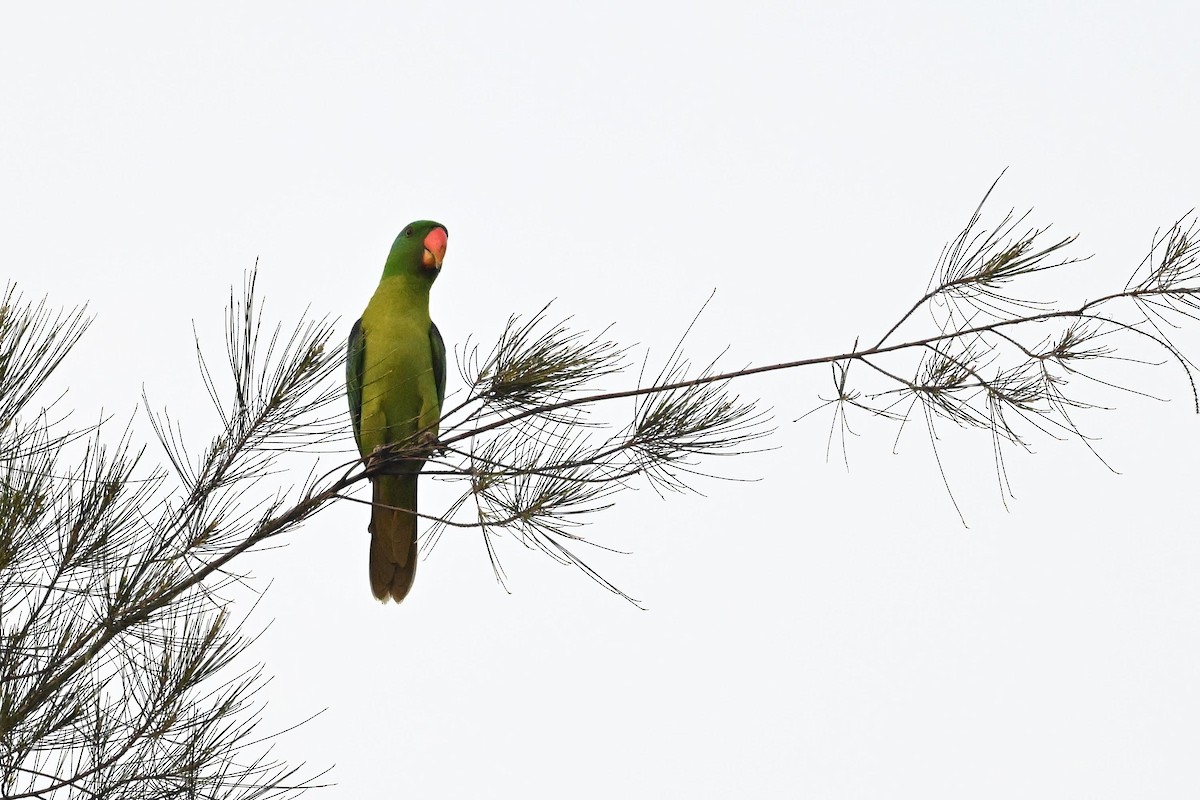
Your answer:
3;2;1199;797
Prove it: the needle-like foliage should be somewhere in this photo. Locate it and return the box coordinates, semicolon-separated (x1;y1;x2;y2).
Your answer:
419;296;773;606
1;278;338;798
798;177;1200;519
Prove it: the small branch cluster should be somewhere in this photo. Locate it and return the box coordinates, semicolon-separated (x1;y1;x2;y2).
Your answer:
420;304;773;605
804;178;1200;518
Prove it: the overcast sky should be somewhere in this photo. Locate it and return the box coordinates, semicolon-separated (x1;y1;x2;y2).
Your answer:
4;2;1200;798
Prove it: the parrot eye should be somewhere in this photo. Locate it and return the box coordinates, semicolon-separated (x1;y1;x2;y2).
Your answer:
404;226;414;237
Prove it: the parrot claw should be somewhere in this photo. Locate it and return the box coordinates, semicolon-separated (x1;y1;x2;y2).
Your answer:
416;430;448;460
364;434;441;476
364;445;391;474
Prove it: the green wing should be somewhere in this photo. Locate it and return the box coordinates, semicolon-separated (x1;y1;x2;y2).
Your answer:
347;317;365;453
429;321;446;411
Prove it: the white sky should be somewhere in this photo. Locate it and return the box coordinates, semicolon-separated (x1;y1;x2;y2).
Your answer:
4;2;1200;797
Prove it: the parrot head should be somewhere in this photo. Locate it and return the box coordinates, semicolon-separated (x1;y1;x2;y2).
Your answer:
384;220;448;280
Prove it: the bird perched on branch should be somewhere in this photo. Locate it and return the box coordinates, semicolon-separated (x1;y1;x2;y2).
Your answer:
346;221;447;603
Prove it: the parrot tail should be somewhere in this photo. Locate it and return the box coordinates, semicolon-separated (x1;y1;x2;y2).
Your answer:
368;474;419;603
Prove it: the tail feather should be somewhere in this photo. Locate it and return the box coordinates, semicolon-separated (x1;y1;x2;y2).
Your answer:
368;475;419;603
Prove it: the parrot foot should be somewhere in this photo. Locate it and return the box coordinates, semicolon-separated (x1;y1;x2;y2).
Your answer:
416;430;444;458
365;445;405;475
364;446;385;474
364;434;442;476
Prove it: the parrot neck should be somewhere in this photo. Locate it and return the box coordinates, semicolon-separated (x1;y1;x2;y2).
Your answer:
373;273;433;310
379;264;437;295
382;250;438;282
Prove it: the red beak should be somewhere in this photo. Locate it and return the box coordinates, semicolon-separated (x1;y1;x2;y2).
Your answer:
423;227;447;270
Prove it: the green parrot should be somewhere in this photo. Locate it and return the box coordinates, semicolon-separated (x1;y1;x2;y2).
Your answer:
346;221;448;603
